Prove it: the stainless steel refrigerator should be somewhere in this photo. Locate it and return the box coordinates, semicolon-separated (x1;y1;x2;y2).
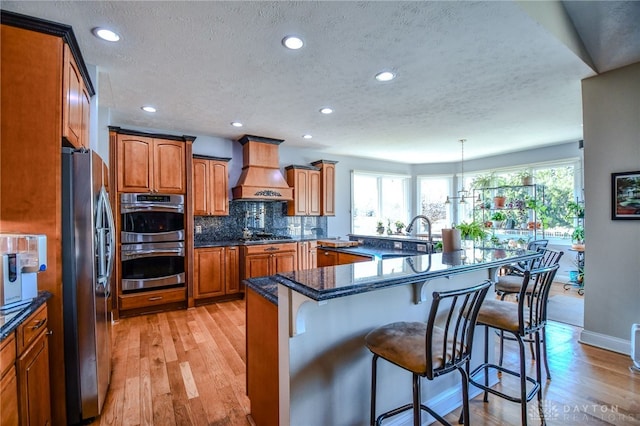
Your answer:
62;147;115;424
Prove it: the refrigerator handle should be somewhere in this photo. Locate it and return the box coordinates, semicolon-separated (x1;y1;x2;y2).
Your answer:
100;187;116;283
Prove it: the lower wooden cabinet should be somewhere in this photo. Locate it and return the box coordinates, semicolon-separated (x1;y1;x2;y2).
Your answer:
297;241;318;270
241;243;297;280
317;249;373;267
0;303;51;426
194;246;240;299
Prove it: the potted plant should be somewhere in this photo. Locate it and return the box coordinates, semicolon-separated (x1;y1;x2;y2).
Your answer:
516;170;534;185
490;211;507;228
471;173;496;189
395;220;405;234
571;225;585;249
455;221;487;242
493;192;506;209
567;200;585;218
376;220;385;235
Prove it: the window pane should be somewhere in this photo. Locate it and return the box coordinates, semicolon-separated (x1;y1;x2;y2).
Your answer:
352;174;379;235
418;177;451;234
352;172;409;235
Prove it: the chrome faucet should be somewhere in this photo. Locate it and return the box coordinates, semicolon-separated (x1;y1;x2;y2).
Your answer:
406;215;432;242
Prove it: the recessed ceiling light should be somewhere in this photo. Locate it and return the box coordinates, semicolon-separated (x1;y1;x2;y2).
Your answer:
282;36;304;50
375;71;396;82
231;122;243;127
319;107;333;115
141;106;156;113
302;134;313;139
92;27;120;42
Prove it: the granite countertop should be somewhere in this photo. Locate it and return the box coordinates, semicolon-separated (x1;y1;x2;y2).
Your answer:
273;247;539;302
195;236;318;248
316;245;419;259
0;291;52;341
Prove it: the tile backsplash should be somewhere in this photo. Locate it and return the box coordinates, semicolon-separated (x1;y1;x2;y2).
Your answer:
194;201;327;243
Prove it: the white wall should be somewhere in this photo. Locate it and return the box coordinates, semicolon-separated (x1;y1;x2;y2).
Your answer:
579;62;640;354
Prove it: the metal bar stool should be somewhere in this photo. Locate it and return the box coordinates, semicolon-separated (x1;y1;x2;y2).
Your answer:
469;264;560;426
365;281;491;426
495;248;564;379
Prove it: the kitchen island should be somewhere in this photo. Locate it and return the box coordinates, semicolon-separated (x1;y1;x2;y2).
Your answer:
245;246;539;426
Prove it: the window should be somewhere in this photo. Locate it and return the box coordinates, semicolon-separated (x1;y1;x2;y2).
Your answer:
417;176;453;235
352;171;409;235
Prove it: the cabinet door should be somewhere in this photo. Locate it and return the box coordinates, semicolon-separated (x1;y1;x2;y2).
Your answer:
1;366;18;426
297;242;308;270
273;251;297;274
80;86;91;149
154;139;185;193
194;248;225;298
317;249;338;267
244;253;272;279
62;43;83;148
118;135;153;192
225;247;240;294
321;163;336;216
17;332;51;426
287;168;308;216
308;170;321;216
192;159;209;215
308;242;318;269
209;161;229;216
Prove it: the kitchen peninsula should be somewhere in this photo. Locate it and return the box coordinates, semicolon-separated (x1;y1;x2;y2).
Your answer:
245;245;540;426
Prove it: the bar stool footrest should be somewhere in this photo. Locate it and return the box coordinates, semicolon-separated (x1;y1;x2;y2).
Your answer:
469;362;540;404
375;402;453;426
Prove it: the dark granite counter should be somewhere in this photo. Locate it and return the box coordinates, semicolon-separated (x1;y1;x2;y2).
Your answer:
0;291;52;341
243;276;279;305
195;236;318;248
274;247;539;302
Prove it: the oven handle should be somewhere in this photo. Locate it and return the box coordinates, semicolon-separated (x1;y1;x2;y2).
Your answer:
120;204;184;213
121;248;185;260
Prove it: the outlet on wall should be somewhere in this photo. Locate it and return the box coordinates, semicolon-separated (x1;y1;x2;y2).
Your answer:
417;244;427;252
195;225;202;234
394;242;402;249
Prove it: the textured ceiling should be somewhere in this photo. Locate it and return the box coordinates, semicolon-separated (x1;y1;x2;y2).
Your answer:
2;1;639;163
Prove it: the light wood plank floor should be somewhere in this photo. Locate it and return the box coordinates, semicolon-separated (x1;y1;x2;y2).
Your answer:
90;284;639;426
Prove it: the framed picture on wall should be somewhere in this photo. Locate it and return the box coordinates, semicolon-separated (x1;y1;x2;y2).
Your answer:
611;171;640;220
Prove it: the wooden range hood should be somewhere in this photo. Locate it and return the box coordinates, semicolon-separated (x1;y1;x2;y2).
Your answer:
232;135;293;201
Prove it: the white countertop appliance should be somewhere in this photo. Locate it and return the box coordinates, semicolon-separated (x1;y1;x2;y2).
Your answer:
0;233;47;310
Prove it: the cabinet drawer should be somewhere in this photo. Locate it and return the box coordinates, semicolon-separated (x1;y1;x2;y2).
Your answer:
119;287;186;310
16;304;47;354
243;242;298;255
1;334;16;378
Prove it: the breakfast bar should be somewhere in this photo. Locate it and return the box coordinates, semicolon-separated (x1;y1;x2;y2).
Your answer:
245;245;540;426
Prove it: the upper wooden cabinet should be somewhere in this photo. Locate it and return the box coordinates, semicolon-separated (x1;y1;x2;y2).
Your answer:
311;160;338;216
62;43;91;149
193;156;230;216
115;133;187;193
285;165;321;216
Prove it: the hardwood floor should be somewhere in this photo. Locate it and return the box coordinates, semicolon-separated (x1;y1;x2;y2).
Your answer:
90;287;639;426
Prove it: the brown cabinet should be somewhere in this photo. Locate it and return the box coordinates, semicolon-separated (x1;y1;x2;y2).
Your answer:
311;160;337;216
194;246;240;299
193;157;230;216
1;303;52;426
117;134;186;194
1;334;18;426
297;241;318;270
285;166;321;216
242;243;298;279
317;249;373;267
62;43;90;149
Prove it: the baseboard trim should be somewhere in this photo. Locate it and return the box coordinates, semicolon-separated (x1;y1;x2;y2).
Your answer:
384;370;499;426
579;329;631;356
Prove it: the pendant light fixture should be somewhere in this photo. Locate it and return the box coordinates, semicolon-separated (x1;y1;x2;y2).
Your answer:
445;139;471;204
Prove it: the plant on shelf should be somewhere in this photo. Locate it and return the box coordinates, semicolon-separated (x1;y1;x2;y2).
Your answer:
471;173;496;189
395;220;405;234
572;225;585;246
516;170;534;185
493;192;507;209
567;200;585;218
376;220;385;235
490;211;507;228
525;196;549;228
455;221;487;242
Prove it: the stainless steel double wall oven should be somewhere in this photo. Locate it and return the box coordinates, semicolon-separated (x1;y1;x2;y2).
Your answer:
120;193;185;292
